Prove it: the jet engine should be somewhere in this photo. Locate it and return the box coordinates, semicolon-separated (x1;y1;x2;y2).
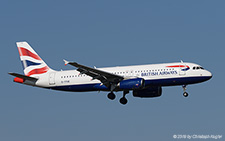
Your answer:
119;78;145;90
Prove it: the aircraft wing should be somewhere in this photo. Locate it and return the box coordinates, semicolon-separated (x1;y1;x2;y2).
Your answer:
64;60;124;87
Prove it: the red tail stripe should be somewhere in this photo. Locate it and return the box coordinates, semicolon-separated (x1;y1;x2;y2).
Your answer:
18;47;42;60
26;66;49;76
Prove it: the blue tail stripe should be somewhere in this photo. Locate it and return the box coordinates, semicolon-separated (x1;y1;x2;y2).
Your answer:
21;60;41;68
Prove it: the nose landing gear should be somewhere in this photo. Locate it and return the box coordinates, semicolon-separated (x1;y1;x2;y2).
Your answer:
183;92;188;97
182;85;189;97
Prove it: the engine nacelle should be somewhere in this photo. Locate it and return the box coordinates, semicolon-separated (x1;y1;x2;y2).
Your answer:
133;87;162;98
119;78;145;90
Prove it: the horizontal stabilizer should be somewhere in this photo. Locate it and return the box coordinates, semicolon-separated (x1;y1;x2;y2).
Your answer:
8;72;38;81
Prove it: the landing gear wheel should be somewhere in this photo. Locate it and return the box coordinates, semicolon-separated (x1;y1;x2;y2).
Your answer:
107;92;116;100
119;97;128;105
183;92;188;97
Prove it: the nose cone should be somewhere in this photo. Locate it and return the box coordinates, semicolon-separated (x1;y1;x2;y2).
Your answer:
204;70;213;80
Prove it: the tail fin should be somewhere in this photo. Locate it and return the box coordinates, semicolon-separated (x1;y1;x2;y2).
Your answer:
16;41;52;76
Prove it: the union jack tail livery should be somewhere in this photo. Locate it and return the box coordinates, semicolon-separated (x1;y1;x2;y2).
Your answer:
16;42;52;76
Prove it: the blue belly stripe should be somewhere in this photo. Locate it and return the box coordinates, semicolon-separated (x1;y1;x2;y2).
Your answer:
49;76;211;92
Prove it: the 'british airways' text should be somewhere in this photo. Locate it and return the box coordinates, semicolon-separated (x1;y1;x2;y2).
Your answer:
141;70;178;77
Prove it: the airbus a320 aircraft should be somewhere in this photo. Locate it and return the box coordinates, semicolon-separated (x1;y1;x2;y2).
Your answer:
9;42;212;105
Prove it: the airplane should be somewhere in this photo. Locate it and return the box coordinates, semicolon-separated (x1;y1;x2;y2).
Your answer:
9;41;212;105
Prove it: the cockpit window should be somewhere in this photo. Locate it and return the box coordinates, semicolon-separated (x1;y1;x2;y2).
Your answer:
193;66;204;70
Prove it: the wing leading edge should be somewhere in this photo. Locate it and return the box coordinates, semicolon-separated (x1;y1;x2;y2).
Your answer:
64;60;124;87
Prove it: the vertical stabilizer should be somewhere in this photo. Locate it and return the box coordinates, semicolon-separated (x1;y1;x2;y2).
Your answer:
16;42;53;76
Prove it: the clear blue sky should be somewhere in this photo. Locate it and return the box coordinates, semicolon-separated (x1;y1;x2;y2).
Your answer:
1;0;224;140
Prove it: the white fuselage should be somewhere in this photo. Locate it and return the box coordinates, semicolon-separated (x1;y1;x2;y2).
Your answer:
34;62;212;92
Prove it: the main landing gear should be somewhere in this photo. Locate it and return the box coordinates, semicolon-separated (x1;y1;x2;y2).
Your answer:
119;90;129;105
107;90;129;105
182;85;189;97
107;92;116;100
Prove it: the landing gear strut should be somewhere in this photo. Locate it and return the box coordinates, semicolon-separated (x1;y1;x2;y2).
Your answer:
107;84;117;100
182;85;189;97
119;90;129;105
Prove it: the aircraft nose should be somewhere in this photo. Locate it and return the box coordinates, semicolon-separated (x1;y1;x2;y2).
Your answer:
205;70;212;80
